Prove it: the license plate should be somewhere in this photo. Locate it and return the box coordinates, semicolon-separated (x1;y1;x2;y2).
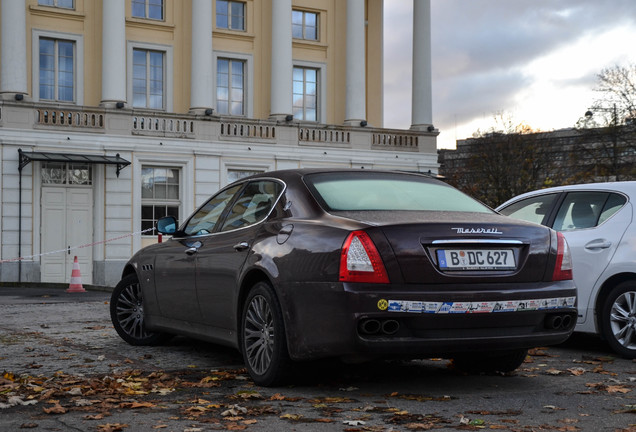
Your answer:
436;249;515;270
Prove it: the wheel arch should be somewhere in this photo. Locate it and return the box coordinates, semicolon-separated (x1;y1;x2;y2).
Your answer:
120;263;138;280
594;272;636;334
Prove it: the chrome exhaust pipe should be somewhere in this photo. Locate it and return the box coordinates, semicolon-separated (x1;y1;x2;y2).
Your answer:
381;319;400;335
545;315;563;330
561;314;573;329
359;319;381;335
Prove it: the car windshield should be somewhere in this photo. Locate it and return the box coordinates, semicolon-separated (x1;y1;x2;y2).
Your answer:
304;172;492;213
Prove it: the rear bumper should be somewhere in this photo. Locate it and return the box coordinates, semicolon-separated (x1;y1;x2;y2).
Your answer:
278;280;577;361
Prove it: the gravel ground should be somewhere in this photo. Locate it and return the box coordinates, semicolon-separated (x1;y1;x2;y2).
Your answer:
1;286;635;432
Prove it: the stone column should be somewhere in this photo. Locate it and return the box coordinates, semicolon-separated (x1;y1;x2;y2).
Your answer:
1;0;28;99
101;0;127;108
190;0;214;114
270;0;293;120
411;0;434;131
344;0;366;126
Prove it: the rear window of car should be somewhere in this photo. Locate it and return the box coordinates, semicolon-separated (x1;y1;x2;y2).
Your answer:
304;172;492;213
553;191;627;231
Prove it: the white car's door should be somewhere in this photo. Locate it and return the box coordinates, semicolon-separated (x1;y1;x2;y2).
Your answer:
551;192;631;325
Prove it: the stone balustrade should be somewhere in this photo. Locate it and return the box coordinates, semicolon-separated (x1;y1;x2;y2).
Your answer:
1;101;436;153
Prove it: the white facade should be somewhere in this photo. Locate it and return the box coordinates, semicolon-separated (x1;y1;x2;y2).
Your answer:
0;0;438;287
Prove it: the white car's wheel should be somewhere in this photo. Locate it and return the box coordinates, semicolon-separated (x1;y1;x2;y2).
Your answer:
600;281;636;359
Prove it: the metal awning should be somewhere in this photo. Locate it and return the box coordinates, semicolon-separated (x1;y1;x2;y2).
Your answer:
18;149;131;177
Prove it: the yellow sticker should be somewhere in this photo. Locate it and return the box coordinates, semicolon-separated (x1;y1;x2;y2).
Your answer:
377;299;388;311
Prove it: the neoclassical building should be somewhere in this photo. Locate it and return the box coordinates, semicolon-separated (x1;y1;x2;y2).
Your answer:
0;0;437;286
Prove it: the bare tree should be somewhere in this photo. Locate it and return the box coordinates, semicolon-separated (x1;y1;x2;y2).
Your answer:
573;64;636;181
442;114;562;207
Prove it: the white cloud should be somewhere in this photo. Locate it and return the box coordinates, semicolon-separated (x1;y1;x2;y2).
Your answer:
384;1;636;149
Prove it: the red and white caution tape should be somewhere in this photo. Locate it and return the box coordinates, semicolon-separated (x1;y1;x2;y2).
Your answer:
0;228;155;263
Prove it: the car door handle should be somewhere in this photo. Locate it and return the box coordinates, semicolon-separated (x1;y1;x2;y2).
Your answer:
185;247;199;255
584;240;612;250
233;241;250;251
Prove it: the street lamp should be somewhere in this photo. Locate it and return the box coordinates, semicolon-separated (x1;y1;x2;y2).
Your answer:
584;103;618;126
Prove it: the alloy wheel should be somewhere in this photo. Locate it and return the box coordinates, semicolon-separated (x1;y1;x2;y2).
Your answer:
115;281;151;340
243;294;275;375
609;290;636;350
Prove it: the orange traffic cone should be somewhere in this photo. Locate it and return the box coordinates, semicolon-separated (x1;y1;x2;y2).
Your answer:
66;256;86;293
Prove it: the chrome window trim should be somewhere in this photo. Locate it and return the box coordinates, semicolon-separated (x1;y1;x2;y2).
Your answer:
171;177;287;239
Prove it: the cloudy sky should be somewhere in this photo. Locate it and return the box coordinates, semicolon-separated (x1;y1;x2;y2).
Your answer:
384;0;636;149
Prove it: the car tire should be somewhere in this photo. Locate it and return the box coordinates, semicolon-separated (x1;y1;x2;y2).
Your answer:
241;281;291;386
600;281;636;359
110;273;170;346
452;349;528;374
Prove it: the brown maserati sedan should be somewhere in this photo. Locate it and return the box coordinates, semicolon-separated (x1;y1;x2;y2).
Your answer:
111;169;577;386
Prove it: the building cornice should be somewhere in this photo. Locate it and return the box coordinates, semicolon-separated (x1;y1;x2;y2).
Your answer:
28;5;86;22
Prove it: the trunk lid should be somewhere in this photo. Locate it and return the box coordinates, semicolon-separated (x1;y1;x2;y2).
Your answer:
332;210;555;284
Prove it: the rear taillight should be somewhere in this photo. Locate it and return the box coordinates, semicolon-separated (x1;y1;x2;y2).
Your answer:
339;231;389;284
552;232;573;281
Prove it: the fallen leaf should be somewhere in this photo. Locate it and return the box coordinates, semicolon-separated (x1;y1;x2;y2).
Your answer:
235;390;262;399
405;423;435;430
309;397;354;404
119;401;156;409
607;385;631;394
97;424;128;432
567;367;586;376
221;404;248;417
280;413;304;421
343;420;366;426
43;404;66;414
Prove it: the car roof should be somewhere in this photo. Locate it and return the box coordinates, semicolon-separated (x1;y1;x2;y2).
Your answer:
236;168;442;184
497;181;636;210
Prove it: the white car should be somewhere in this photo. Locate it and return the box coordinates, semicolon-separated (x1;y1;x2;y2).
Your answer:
497;182;636;358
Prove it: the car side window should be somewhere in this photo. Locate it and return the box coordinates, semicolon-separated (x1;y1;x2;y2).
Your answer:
553;192;610;231
219;180;283;232
598;193;627;224
183;184;242;236
498;193;557;226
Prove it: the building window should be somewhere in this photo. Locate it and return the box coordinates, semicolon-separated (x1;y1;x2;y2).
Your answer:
217;58;245;116
38;0;74;9
133;49;165;109
293;67;318;121
39;38;75;102
132;0;163;20
292;10;318;41
227;169;263;184
41;162;92;185
141;166;180;234
216;0;245;31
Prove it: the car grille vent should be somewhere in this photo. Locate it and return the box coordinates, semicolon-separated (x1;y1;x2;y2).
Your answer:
141;264;153;272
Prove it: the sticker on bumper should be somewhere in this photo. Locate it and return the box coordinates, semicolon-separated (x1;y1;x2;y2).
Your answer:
385;297;576;314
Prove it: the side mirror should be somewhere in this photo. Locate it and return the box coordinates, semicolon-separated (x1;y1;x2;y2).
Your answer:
156;216;177;235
